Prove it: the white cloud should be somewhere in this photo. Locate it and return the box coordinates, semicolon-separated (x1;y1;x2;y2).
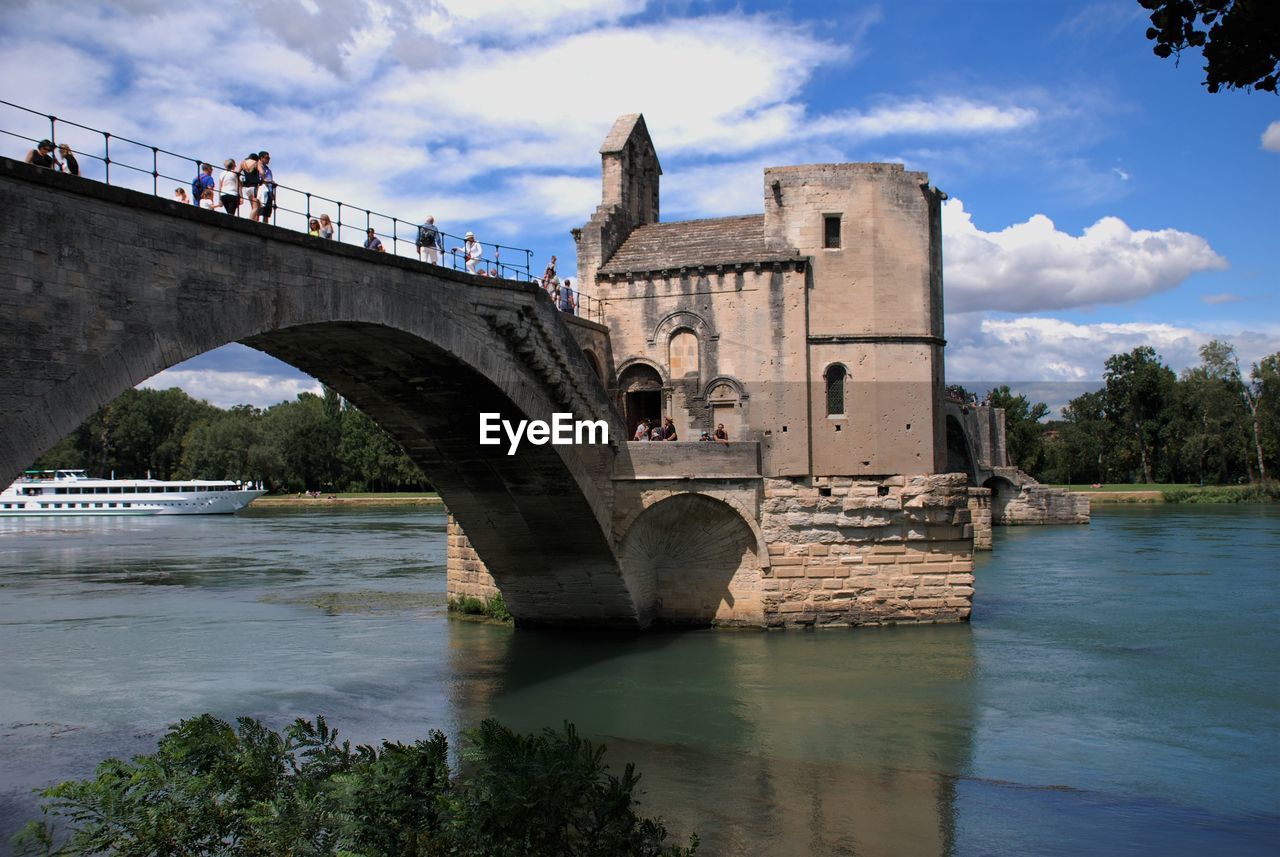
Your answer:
139;370;321;409
813;99;1037;139
945;315;1280;395
1262;121;1280;153
942;198;1228;313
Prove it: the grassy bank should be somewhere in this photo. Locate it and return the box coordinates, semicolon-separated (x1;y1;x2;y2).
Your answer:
1049;483;1279;504
252;491;443;508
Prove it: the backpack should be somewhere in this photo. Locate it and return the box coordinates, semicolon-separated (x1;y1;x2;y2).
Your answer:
191;175;204;204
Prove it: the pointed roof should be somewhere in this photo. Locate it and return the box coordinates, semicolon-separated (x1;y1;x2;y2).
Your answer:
599;113;661;173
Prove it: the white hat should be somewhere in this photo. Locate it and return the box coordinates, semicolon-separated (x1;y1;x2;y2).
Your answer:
465;231;475;238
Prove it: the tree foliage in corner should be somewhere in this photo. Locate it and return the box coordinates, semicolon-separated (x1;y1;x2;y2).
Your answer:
13;715;697;857
1139;0;1280;92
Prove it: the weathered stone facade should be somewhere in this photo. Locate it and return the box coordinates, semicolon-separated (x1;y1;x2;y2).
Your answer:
967;487;994;551
760;473;974;626
988;473;1091;525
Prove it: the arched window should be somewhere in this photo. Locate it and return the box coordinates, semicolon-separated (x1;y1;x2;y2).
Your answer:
824;364;846;416
669;329;699;377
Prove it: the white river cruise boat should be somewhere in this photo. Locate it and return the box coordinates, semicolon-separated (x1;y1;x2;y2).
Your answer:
0;469;266;516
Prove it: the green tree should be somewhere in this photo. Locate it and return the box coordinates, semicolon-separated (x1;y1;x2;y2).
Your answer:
1047;389;1111;485
260;391;342;493
338;405;428;492
14;715;697;857
1250;352;1280;478
1139;0;1280;92
181;405;267;481
986;386;1050;477
1176;340;1252;483
1103;347;1177;483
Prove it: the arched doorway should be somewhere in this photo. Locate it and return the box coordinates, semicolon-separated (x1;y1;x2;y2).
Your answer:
618;363;663;439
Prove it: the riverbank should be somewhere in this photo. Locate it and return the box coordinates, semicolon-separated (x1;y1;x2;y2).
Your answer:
251;492;444;508
1050;482;1279;504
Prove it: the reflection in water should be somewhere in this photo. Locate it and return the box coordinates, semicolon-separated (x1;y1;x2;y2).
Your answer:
445;622;977;856
1;505;1277;856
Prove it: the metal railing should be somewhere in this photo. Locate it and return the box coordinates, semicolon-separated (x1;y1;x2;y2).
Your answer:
0;98;614;317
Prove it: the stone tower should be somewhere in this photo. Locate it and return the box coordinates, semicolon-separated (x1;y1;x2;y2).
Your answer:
573;114;662;293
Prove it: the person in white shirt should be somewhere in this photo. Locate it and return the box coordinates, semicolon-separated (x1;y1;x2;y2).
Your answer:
218;158;241;215
454;231;482;274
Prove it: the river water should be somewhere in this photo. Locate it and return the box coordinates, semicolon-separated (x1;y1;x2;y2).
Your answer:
0;504;1276;856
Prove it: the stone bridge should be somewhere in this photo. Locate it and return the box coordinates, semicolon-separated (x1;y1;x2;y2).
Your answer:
1;156;989;630
945;399;1089;529
0;156;680;626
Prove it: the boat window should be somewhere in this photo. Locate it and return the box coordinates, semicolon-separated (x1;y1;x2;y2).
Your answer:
55;488;67;495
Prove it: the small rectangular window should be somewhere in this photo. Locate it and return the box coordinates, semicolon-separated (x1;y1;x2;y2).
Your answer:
823;214;841;249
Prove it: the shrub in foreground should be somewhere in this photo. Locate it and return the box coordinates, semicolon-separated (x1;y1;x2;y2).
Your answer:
14;715;696;856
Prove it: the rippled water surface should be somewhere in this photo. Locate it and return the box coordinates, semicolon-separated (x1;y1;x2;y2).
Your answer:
1;504;1277;855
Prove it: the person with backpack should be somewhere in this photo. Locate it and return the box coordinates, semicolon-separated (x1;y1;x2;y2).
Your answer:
416;216;441;264
558;278;577;315
191;163;215;207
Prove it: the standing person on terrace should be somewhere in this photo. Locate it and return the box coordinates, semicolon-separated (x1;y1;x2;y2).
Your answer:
364;227;384;252
238;152;261;220
454;232;482;274
558;278;577;315
218;158;240;215
542;255;557;286
318;213;335;239
416;216;441;264
191;163;215;206
253;152;274;223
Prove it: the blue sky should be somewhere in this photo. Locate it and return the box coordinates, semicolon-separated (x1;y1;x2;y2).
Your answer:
2;0;1276;415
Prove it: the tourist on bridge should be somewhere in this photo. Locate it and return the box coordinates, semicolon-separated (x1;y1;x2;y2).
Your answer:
308;219;321;237
199;188;216;210
558;278;576;315
714;423;730;445
542;255;557;286
57;144;79;176
191;163;215;207
24;139;56;169
318;213;335;239
253;152;275;223
218;159;240;215
416;216;441;264
633;418;651;442
455;232;482;274
363;227;384;252
173;187;190;204
238;152;262;219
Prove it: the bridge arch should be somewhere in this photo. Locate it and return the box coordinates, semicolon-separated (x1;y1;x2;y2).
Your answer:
618;492;764;626
0;159;641;626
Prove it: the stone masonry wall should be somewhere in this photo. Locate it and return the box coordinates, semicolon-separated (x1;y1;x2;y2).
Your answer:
446;514;500;603
760;473;974;627
968;487;993;551
993;482;1091;525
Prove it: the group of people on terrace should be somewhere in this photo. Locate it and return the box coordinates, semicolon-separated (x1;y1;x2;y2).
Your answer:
22;138;577;313
632;418;731;443
24;139;78;175
538;255;577;315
